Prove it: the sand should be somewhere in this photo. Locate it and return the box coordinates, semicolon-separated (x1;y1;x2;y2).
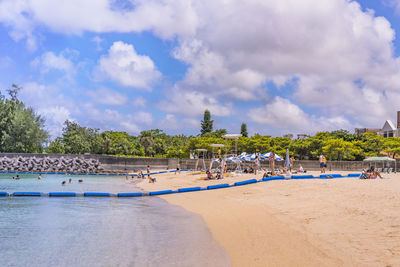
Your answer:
137;170;400;266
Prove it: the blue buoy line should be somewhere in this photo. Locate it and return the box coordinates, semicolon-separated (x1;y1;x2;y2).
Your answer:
0;170;361;198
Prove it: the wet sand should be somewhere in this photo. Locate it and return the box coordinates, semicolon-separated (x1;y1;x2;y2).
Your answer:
137;170;400;266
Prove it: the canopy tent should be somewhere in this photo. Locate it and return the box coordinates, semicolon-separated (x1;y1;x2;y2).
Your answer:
363;157;395;162
363;156;396;172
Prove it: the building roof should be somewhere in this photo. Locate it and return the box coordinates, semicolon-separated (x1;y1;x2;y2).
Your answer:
382;120;396;131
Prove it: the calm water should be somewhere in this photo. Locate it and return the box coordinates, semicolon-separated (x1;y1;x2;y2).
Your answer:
0;174;230;267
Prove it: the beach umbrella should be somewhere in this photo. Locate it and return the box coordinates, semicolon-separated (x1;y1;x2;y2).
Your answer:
261;152;283;161
284;149;290;167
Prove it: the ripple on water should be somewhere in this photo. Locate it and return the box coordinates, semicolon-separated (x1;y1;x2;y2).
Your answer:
0;174;230;267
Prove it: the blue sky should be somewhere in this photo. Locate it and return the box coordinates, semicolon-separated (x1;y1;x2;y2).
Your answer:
1;0;400;138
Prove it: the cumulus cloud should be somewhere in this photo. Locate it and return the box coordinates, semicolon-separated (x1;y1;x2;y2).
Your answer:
19;82;75;138
31;50;77;80
132;96;147;107
3;0;400;134
95;41;161;89
158;86;232;117
0;0;199;50
87;87;128;106
249;97;352;133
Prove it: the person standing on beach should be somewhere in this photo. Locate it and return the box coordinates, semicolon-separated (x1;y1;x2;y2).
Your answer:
320;155;327;173
290;156;295;172
147;165;150;177
254;155;259;175
269;152;275;175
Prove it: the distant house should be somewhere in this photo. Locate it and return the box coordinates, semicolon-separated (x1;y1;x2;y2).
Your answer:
380;120;398;138
354;128;381;135
378;111;400;138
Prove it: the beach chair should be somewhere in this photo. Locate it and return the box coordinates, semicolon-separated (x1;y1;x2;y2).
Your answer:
387;168;392;174
383;168;388;173
376;168;382;172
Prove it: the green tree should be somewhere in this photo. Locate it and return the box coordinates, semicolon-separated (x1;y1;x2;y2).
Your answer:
240;123;248;137
1;86;48;153
61;120;98;154
382;137;400;158
322;138;363;160
46;138;65;154
200;109;213;136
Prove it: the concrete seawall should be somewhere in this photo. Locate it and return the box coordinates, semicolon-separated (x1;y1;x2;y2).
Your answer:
0;153;396;173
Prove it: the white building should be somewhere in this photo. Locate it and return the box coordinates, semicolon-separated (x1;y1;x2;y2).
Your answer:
380;111;400;138
380;120;398;137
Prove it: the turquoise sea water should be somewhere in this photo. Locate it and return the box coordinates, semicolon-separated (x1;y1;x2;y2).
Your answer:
0;174;230;267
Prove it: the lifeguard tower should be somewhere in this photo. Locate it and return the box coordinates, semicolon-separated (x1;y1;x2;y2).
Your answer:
194;148;207;171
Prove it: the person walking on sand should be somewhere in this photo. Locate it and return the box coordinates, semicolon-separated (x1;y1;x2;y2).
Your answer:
254;155;260;175
147;165;150;177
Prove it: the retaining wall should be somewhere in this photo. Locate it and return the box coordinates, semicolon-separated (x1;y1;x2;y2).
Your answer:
0;153;397;172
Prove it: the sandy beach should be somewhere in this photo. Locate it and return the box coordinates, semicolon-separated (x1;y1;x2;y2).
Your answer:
137;170;400;266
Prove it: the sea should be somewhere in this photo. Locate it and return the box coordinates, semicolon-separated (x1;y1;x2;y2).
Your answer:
0;174;230;267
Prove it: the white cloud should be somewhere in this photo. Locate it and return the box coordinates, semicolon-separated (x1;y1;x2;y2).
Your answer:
87;87;128;106
31;50;77;80
132;96;147;107
249;97;352;133
3;0;400;134
19;82;75;138
0;0;199;50
95;41;161;89
92;36;103;51
0;56;14;69
159;86;232;117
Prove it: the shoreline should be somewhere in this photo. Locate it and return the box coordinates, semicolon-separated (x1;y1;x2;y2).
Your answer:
137;170;400;266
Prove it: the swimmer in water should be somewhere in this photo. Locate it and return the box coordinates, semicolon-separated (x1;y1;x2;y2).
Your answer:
78;179;83;183
61;181;66;186
38;174;42;180
68;178;72;183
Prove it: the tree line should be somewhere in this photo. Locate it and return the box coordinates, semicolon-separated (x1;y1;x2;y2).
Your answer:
1;86;399;160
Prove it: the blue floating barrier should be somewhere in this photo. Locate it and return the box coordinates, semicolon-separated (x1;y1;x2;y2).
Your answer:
108;173;117;176
0;171;6;173
58;172;66;175
149;190;175;196
98;173;107;176
347;173;361;177
88;173;97;175
8;171;16;174
291;175;315;179
262;176;285;181
47;172;56;174
18;171;27;174
207;184;230;190
319;174;343;178
178;187;201;193
49;192;76;197
234;179;258;186
158;171;168;174
13;192;41;197
117;192;143;197
83;192;110;197
0;192;8;196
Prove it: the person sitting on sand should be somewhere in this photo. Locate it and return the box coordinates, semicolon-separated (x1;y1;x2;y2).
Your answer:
361;168;383;179
262;172;269;178
206;170;213;179
148;175;156;183
298;164;305;173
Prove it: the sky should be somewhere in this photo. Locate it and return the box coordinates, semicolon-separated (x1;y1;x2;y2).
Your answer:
1;0;400;139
